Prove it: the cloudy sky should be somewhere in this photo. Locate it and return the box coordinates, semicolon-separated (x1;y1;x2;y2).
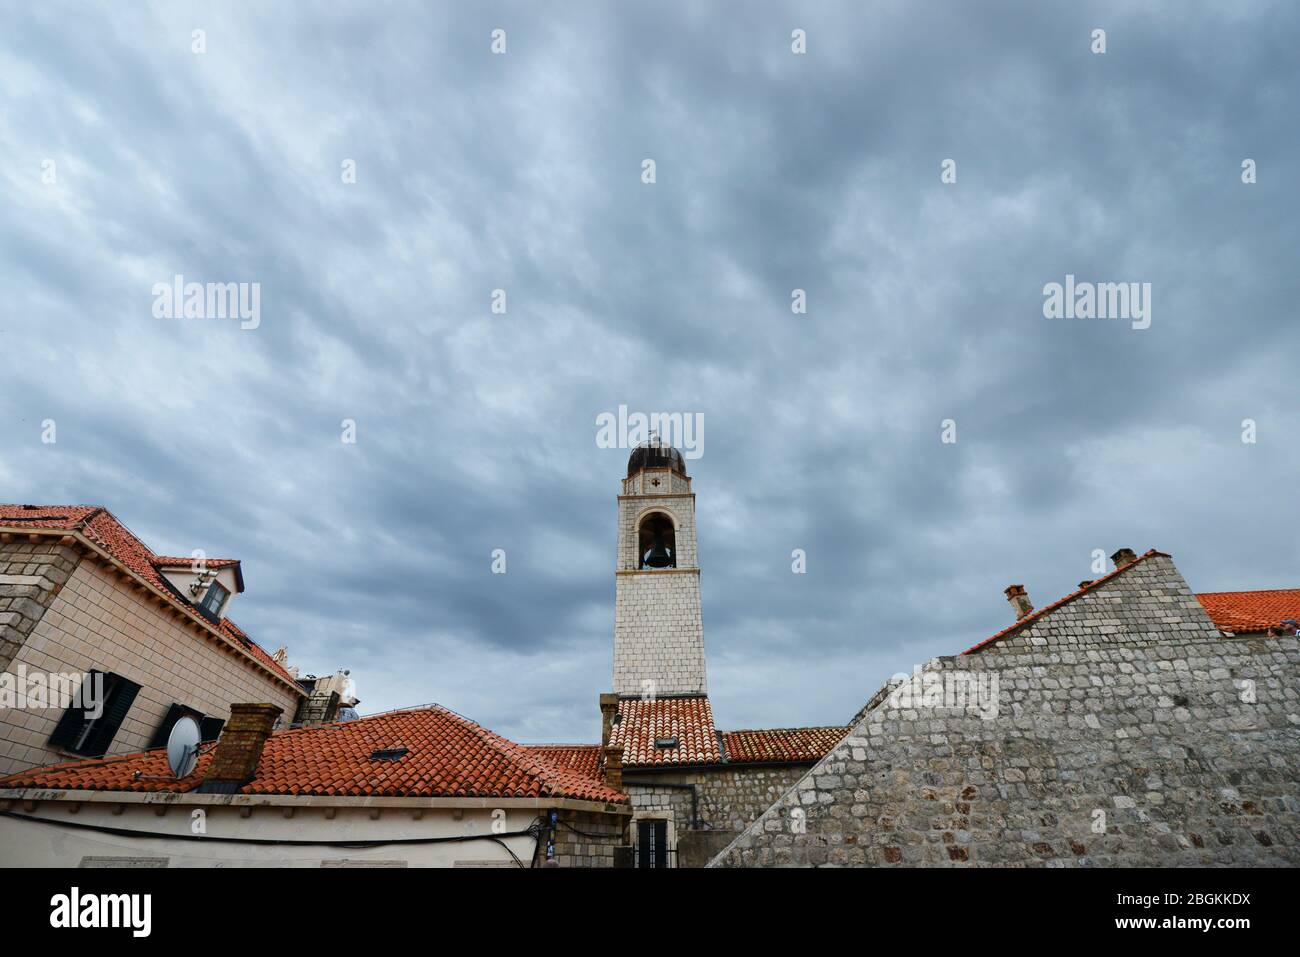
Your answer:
2;1;1296;743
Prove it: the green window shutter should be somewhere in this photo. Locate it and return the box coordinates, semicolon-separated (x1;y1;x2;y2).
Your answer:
81;675;141;757
47;671;100;750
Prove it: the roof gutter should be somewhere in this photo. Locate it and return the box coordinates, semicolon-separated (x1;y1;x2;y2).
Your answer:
0;788;631;815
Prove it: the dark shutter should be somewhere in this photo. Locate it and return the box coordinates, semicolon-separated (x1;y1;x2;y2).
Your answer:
149;703;203;749
81;675;141;757
637;820;651;867
636;820;668;869
198;716;225;742
46;672;100;750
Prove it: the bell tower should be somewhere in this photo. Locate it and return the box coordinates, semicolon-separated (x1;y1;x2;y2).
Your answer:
612;440;707;697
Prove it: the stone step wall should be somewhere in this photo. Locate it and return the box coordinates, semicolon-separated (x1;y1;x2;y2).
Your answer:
710;555;1300;867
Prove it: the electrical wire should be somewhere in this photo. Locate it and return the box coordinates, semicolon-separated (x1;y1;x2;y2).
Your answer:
0;809;535;851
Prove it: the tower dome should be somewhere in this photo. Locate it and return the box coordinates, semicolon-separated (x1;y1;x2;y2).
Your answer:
627;440;688;478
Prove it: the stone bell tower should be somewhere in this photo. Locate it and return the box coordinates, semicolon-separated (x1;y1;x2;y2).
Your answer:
612;440;707;697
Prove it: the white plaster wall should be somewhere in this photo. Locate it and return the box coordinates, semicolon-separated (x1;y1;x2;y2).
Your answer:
0;803;539;867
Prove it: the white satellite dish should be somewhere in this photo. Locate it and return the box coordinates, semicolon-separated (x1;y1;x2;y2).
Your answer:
166;716;202;779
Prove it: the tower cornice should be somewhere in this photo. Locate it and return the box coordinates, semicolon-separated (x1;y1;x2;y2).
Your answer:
616;492;696;501
615;567;700;577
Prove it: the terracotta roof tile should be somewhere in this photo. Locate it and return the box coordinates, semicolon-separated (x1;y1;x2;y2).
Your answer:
151;556;241;569
1196;588;1300;634
0;504;296;688
523;744;602;780
0;706;628;804
610;696;721;767
721;727;848;764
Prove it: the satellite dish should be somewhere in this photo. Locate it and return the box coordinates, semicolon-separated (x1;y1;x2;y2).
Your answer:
167;716;202;778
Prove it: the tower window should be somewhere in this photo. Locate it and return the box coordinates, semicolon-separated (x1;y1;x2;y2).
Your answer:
638;513;676;569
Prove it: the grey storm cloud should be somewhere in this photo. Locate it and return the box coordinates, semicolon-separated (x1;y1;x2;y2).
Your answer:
1;1;1297;742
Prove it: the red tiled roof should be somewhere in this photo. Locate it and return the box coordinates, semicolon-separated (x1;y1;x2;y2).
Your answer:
961;549;1168;656
151;556;240;568
1197;589;1300;634
526;724;845;776
721;727;848;764
0;705;628;804
610;696;721;767
0;505;296;688
524;744;602;780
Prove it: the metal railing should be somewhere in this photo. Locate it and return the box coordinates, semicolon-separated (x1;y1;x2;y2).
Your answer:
632;845;677;869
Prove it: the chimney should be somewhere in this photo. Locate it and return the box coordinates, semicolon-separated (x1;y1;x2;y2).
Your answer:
602;744;624;791
599;693;619;749
1111;547;1138;570
199;703;282;792
1004;584;1033;620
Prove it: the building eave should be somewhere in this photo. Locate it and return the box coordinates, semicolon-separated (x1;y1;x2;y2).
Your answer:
0;788;631;815
0;525;303;697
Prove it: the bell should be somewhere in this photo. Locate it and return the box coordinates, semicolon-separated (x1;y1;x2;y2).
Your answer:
643;533;673;568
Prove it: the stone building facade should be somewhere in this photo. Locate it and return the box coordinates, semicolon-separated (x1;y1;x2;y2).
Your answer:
623;763;816;867
0;506;303;776
710;550;1300;867
0;536;81;677
613;443;706;697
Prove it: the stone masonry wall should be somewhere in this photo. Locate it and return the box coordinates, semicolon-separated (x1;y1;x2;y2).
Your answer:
711;555;1300;867
613;486;705;697
544;809;627;867
630;764;813;832
627;763;816;865
0;538;81;676
613;570;706;695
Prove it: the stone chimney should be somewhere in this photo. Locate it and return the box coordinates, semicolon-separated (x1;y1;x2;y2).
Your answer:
602;744;624;791
1111;547;1138;570
199;703;282;792
1004;584;1033;620
599;693;619;749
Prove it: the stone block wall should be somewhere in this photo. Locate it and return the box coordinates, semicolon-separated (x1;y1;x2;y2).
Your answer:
545;809;628;867
0;538;81;676
613;570;706;695
622;468;691;497
626;763;816;865
712;555;1300;867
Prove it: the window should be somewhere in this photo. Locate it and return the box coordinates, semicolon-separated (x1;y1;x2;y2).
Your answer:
47;671;141;758
636;819;670;869
149;703;225;748
199;581;230;618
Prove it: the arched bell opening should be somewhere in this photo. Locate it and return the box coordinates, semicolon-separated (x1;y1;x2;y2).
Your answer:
638;512;676;569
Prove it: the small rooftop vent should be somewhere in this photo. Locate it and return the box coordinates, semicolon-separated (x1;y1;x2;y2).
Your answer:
654;736;679;749
369;746;409;762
